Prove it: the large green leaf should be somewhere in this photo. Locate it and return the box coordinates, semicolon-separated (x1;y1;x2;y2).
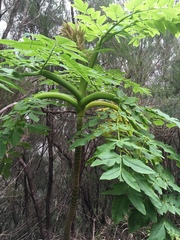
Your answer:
128;209;149;233
164;220;180;238
125;0;145;10
112;195;129;224
0;83;13;93
148;222;166;240
123;155;155;174
144;200;157;223
70;135;93;149
72;0;88;13
28;112;39;122
28;124;49;134
101;4;124;21
0;158;12;178
158;194;180;216
0;140;6;158
151;108;180;128
135;175;162;209
55;35;77;47
104;182;128;196
122;168;140;192
100;166;120;180
127;188;146;215
94;142;116;154
11;128;22;147
92;150;120;167
0;75;23;92
60;54;90;84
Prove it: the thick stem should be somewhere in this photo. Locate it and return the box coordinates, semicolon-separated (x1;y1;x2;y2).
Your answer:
41;70;83;101
63;110;85;240
85;100;119;111
34;92;81;112
21;70;83;101
79;92;119;108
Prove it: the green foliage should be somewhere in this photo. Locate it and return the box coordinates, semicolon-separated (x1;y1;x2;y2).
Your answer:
72;0;180;46
84;103;180;238
0;0;180;239
0;68;25;93
0;98;50;177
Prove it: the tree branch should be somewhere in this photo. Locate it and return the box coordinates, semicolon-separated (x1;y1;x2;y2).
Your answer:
0;102;18;116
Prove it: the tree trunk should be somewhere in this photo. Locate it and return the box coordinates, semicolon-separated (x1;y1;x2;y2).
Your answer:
63;110;85;240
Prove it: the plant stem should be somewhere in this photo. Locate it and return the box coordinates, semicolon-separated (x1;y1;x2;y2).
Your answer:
21;70;83;101
34;92;81;112
63;110;85;240
79;92;119;108
41;70;83;101
85;100;119;111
